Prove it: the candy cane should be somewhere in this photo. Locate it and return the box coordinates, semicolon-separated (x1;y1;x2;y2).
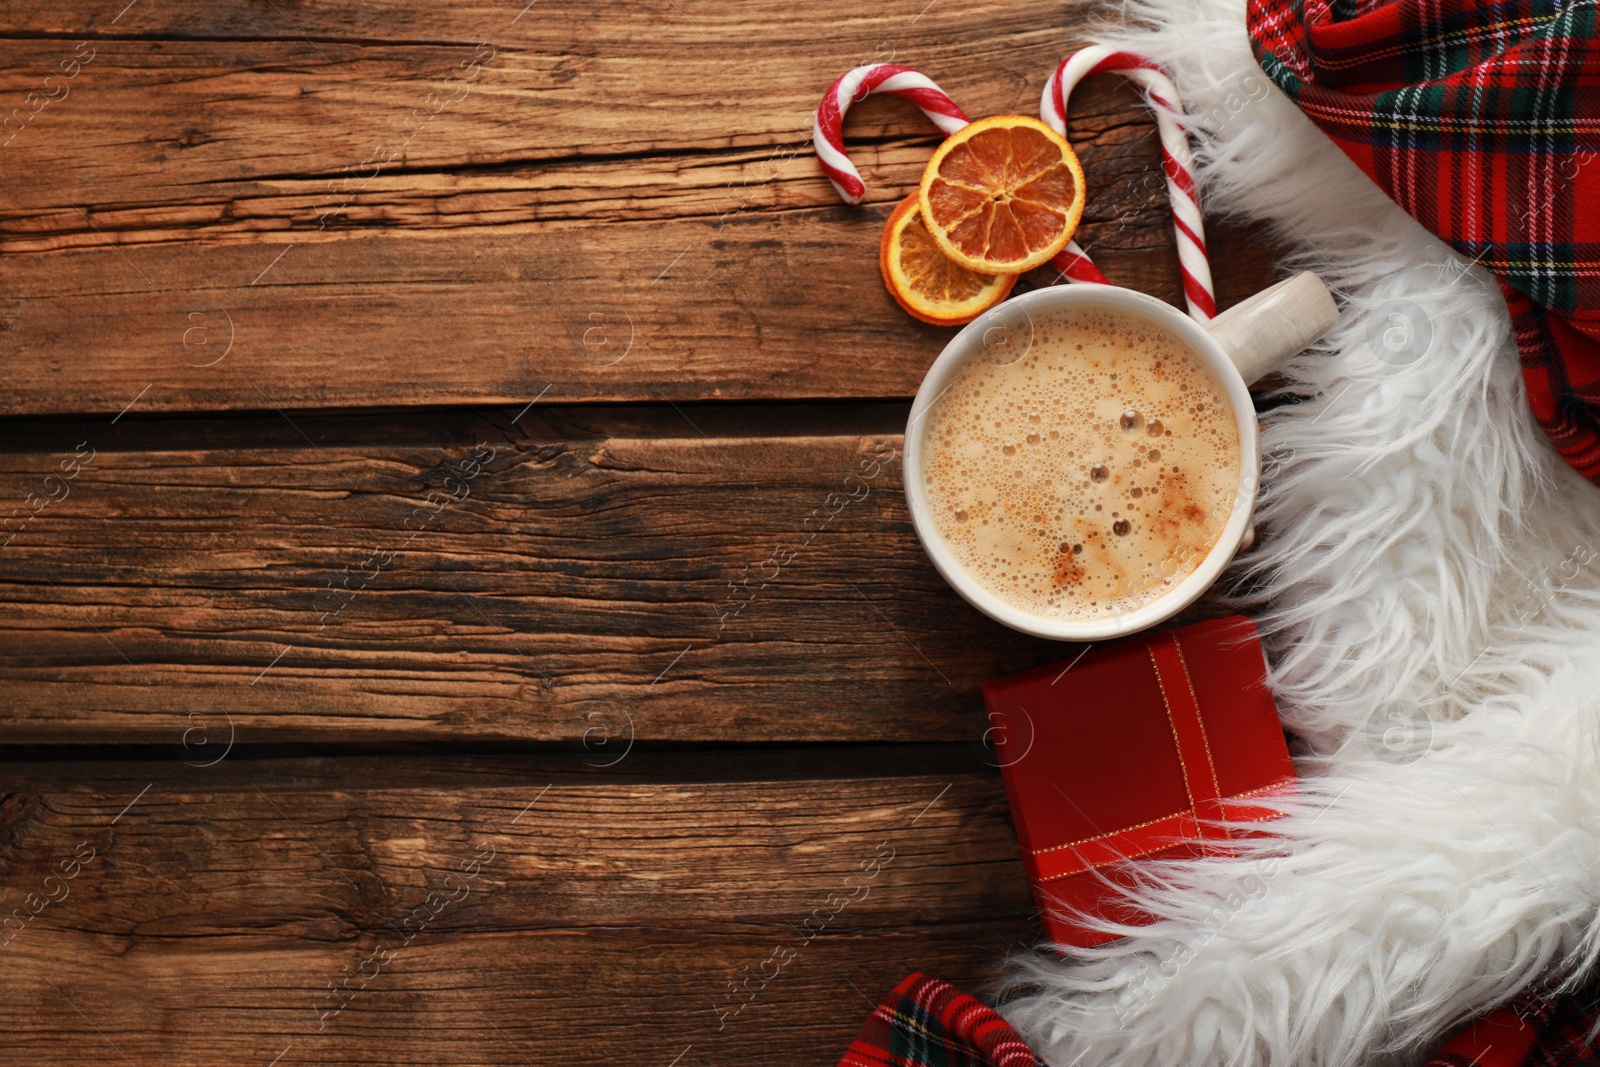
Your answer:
813;63;1105;286
1041;47;1216;320
813;64;969;205
1051;241;1110;287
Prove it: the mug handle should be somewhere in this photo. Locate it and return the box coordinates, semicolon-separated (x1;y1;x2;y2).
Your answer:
1203;271;1339;386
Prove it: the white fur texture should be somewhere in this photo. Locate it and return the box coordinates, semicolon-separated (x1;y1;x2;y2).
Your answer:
999;3;1600;1065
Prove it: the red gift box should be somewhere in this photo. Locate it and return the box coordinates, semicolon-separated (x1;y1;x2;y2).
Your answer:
983;615;1295;948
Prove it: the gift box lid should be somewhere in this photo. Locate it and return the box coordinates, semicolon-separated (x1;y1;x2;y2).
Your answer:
982;615;1293;887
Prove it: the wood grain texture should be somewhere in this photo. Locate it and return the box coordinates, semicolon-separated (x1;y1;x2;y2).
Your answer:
0;756;1035;1066
0;0;1283;414
0;404;1240;743
0;406;1082;743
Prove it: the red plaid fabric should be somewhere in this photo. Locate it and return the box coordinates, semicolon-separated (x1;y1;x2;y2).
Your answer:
1426;986;1600;1066
837;973;1042;1067
1247;0;1600;482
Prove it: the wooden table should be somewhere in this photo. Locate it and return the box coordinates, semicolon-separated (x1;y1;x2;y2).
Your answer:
0;4;1281;1063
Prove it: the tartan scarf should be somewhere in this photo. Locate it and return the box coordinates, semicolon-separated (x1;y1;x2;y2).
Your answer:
836;973;1042;1067
1426;985;1600;1066
1247;0;1600;483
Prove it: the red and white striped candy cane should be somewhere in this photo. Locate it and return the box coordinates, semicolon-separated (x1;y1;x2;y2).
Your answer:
813;64;968;204
813;64;1103;283
1041;47;1216;320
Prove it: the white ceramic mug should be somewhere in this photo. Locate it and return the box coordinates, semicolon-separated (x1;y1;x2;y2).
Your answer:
903;272;1339;641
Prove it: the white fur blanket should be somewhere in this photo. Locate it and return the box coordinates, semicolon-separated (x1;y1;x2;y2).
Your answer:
998;3;1600;1066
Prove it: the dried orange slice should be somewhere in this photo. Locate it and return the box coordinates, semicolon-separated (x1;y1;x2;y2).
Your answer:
918;115;1086;274
880;193;1017;326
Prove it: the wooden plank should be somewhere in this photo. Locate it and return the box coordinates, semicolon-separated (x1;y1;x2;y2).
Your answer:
4;926;1024;1065
0;13;1047;194
0;2;1139;188
0;406;1124;743
0;405;1237;743
0;755;1035;1066
0;202;1280;417
0;1;1284;414
0;177;1278;417
4;0;1042;44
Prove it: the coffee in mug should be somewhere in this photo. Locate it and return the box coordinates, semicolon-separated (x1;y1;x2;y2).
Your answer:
919;304;1241;623
906;272;1339;641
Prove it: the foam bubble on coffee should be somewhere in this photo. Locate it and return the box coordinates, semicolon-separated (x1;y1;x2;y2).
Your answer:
921;304;1241;622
